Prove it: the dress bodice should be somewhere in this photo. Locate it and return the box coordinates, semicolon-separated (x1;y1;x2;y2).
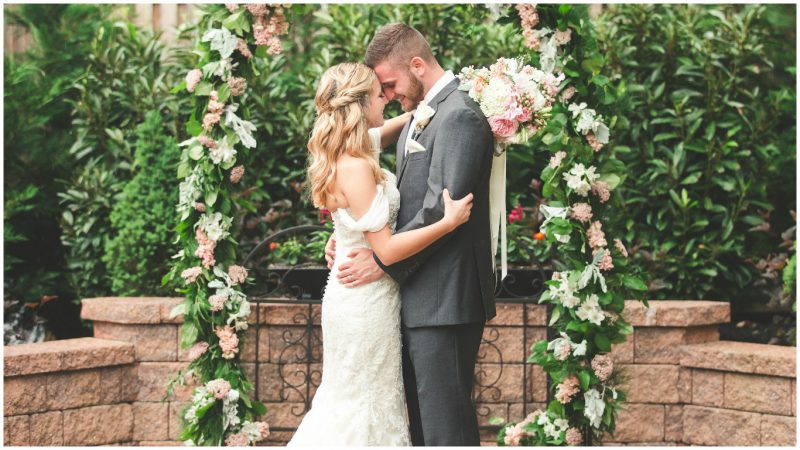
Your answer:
330;129;400;251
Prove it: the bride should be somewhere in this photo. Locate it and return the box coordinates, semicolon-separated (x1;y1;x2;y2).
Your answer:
287;62;474;446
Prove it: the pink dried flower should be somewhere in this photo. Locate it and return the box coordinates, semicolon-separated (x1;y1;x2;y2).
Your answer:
554;28;573;46
614;238;628;257
236;38;253;59
198;135;217;149
230;165;245;184
194;202;206;212
503;423;526;446
185;69;202;93
225;432;250;447
225;4;239;13
187;341;209;361
569;203;593;223
202;112;221;131
591;354;614;382
516;4;540;28
227;76;247;97
206;378;231;399
267;36;282;56
228;265;248;285
549;150;567;168
215;325;240;359
559;86;576;102
591;180;611;203
255;421;270;440
586;132;604;152
587;220;607;249
245;4;268;17
555;374;581;404
209;294;228;312
195;228;217;268
207;95;225;114
181;266;202;284
556;343;572;361
565;427;583;446
598;250;614;271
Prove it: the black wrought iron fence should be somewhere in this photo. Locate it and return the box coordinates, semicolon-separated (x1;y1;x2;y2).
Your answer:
242;225;562;443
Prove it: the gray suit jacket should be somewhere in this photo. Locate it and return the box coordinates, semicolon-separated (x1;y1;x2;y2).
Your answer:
375;79;497;328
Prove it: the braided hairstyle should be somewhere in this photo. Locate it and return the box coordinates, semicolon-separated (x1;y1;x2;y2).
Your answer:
307;62;386;209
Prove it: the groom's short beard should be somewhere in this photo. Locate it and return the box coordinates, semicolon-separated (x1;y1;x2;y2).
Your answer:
404;70;425;111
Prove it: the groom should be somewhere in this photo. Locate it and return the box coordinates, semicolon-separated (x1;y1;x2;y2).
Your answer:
332;24;496;445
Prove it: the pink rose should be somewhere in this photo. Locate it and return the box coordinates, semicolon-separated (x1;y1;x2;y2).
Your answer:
488;116;519;139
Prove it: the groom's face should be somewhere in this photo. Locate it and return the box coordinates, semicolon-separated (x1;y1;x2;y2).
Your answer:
373;60;425;112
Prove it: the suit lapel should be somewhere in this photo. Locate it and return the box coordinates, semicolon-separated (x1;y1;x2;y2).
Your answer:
396;118;412;180
397;79;460;186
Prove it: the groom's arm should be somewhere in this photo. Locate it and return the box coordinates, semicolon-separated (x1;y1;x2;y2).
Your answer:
375;107;492;284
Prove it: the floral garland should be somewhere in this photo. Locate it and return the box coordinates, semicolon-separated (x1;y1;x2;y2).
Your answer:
494;4;648;446
165;4;289;446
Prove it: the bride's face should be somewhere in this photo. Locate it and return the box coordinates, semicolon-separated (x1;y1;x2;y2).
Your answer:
365;78;388;128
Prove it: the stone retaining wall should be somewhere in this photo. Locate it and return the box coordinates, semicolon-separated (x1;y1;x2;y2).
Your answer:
4;297;796;446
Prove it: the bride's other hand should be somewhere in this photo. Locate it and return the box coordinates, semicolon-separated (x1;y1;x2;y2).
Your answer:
325;235;336;269
442;189;473;231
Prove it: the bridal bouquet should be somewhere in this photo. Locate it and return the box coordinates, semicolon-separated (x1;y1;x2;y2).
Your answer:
457;57;564;279
457;57;564;154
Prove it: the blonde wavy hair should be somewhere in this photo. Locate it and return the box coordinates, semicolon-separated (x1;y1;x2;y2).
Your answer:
307;62;386;209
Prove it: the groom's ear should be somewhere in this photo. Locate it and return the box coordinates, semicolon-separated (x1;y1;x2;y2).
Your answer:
409;56;426;77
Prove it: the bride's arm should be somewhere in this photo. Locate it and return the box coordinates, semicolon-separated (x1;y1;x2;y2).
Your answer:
377;111;413;148
339;156;472;266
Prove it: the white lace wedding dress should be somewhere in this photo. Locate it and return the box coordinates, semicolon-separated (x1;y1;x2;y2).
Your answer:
288;130;410;446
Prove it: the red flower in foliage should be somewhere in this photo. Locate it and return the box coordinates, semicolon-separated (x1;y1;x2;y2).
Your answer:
319;209;332;224
507;205;524;224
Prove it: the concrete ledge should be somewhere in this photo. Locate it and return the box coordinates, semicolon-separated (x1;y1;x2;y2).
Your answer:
4;338;135;376
680;340;796;378
81;297;181;324
623;300;730;327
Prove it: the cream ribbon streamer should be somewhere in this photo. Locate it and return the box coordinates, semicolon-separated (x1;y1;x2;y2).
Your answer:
489;146;508;281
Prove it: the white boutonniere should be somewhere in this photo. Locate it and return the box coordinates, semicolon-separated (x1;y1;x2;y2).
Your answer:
413;101;436;133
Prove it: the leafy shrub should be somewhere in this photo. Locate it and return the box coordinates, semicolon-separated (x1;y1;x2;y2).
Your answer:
59;18;188;300
103;111;181;296
595;4;796;301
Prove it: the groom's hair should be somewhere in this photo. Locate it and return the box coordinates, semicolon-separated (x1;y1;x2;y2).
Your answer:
365;23;437;69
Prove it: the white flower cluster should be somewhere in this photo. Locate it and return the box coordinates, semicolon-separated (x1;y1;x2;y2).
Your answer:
567;102;609;144
222;388;241;431
225;104;257;149
209;266;250;331
239;421;264;443
544;271;580;308
539;204;571;243
583;388;606;428
209;135;237;166
536;411;570;440
547;331;587;360
178;165;205;218
562;163;599;197
184;387;214;425
202;27;239;59
579;248;609;293
197;212;232;242
576;293;605;326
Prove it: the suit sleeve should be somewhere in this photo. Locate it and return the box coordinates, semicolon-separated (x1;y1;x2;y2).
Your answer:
375;106;493;284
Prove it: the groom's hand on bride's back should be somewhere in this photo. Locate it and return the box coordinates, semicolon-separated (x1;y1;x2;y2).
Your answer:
337;248;383;288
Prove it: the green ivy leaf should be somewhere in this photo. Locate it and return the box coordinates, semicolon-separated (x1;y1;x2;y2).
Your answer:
594;333;611;352
623;276;647;291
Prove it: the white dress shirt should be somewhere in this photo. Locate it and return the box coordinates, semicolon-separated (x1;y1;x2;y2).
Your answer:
405;70;456;155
